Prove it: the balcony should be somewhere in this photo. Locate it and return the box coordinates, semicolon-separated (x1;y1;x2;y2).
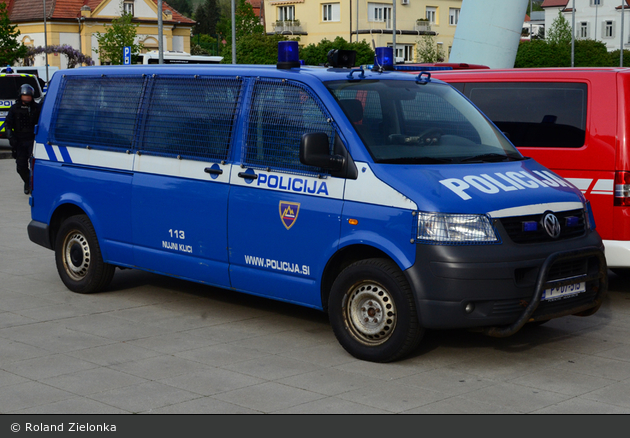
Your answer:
415;20;431;32
274;20;303;33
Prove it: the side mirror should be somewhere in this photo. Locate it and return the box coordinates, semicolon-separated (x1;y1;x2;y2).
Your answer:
300;132;345;171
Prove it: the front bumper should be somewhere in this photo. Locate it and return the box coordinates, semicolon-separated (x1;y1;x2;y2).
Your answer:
404;229;607;332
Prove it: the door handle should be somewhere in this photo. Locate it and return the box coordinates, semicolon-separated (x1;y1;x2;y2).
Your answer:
238;172;258;180
204;167;223;175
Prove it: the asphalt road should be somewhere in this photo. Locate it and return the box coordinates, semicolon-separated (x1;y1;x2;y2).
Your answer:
1;157;630;414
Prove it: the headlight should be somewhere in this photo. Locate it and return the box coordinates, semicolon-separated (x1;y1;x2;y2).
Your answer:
417;212;498;244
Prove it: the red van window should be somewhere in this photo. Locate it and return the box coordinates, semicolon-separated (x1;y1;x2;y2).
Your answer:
463;82;587;148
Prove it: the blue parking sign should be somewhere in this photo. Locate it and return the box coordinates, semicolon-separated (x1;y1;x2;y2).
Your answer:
124;46;131;65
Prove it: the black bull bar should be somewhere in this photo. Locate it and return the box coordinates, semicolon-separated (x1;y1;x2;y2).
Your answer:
476;246;608;338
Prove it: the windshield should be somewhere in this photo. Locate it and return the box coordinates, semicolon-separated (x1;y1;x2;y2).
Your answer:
0;76;42;100
326;79;523;164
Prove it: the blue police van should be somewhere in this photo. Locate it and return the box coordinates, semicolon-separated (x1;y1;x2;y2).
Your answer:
27;45;608;362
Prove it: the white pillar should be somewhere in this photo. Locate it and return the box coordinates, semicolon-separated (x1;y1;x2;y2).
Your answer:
449;0;529;68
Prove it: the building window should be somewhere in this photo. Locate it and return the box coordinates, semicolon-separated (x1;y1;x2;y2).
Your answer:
389;43;414;62
449;8;460;25
604;20;614;38
322;3;340;22
368;3;392;28
580;21;589;38
426;6;437;24
278;5;295;21
123;1;134;15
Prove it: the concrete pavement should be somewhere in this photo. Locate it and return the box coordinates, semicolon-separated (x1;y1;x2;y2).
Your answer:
1;157;630;414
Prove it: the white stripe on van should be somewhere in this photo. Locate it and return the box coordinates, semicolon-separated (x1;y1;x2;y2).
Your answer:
345;162;418;210
229;166;345;199
564;178;614;196
565;178;592;193
134;154;231;184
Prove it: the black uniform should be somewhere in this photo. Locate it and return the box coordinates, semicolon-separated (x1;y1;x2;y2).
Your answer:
5;96;41;193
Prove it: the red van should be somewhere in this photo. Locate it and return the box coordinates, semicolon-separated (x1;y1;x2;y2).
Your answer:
432;68;630;273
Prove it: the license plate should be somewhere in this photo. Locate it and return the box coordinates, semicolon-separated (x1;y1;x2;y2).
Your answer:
542;282;586;301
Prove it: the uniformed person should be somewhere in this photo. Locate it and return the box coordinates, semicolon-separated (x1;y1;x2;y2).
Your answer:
6;84;41;194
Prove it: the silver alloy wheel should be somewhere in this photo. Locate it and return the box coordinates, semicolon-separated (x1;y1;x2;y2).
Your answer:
62;231;91;281
344;281;397;345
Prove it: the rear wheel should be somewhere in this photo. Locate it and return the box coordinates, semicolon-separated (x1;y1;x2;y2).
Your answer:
328;258;424;362
55;215;115;294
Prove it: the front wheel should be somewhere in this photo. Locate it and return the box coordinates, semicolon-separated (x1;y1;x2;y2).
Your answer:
55;214;115;294
328;258;424;362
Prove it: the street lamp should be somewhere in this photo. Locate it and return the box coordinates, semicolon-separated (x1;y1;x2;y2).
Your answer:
158;0;163;64
43;0;49;82
621;0;626;67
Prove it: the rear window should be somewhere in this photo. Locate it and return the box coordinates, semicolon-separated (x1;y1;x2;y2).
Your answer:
0;75;42;100
463;82;587;148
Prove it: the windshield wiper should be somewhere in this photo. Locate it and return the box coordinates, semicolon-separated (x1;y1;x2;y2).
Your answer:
378;156;453;164
459;153;524;163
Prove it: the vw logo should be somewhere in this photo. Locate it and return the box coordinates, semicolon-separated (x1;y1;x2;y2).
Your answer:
542;212;561;239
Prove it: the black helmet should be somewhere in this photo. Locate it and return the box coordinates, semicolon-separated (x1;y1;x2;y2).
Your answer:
19;84;34;97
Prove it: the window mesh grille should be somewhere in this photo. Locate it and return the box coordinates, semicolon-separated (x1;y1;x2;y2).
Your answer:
51;76;145;150
139;75;242;161
244;79;335;175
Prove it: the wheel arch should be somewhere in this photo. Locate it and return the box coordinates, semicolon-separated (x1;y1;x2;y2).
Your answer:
321;244;398;314
48;203;90;249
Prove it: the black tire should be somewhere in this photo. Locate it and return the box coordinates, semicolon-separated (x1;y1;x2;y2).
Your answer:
54;214;115;294
610;268;630;277
328;258;424;362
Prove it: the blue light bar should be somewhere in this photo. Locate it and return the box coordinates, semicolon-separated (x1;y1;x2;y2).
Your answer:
522;221;538;232
277;41;300;69
566;216;579;227
373;47;394;71
394;65;453;71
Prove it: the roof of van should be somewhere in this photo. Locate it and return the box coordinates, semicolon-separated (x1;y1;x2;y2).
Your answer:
58;64;447;84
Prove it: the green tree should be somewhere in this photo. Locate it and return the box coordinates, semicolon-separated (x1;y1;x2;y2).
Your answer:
526;0;544;15
216;0;264;45
190;34;220;55
0;3;28;66
221;34;291;64
608;49;630;67
546;10;572;45
193;0;219;35
514;39;568;67
574;39;610;67
416;34;445;63
168;0;193;18
93;12;143;65
514;38;610;68
299;37;374;66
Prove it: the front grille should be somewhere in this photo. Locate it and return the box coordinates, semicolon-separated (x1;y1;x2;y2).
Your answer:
500;209;586;244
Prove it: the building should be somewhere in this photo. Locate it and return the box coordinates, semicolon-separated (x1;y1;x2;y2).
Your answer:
3;0;195;67
542;0;630;51
522;10;545;40
263;0;463;62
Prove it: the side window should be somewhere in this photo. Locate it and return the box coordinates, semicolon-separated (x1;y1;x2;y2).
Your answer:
140;76;242;161
465;82;587;148
50;76;144;150
244;79;336;175
330;88;384;146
